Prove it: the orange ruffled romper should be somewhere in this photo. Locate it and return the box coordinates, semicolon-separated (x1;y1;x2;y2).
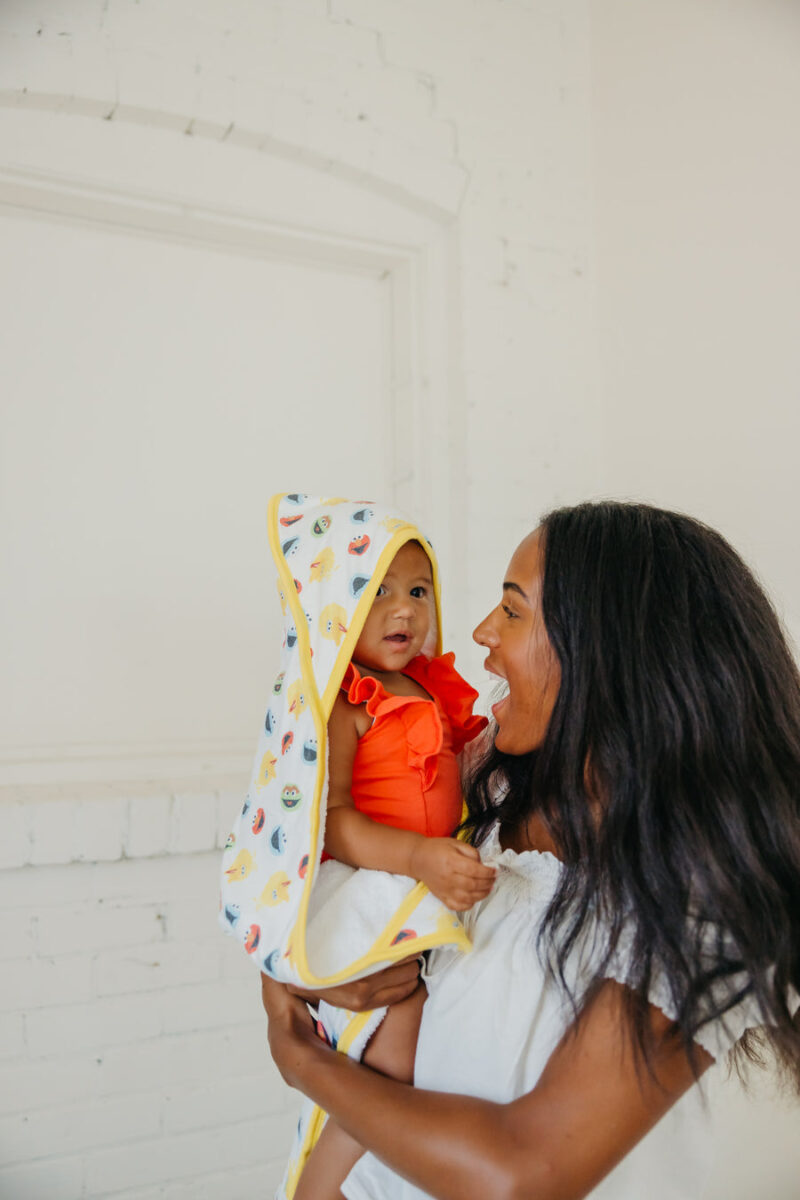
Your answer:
338;652;488;839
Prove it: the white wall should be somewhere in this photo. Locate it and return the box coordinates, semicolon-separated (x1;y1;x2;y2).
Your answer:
1;1;798;1196
592;0;800;646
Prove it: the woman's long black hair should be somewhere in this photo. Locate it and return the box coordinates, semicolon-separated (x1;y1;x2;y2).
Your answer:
464;501;800;1086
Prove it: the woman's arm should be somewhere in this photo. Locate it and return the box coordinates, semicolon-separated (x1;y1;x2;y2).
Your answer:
325;695;495;910
262;974;712;1200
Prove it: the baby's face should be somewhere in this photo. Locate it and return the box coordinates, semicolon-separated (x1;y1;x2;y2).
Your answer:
352;541;433;676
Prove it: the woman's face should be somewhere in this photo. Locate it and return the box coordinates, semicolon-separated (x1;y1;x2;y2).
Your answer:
473;529;560;755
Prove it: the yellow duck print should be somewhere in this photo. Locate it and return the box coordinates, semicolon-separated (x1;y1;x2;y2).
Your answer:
319;603;348;646
255;870;291;908
224;849;256;882
287;679;308;720
309;546;337;582
381;516;406;533
257;751;277;787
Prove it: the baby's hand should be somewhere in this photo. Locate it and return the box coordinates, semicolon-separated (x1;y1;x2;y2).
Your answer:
409;838;496;911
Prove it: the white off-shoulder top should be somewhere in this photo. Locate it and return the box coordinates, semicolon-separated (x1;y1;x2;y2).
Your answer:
342;825;763;1200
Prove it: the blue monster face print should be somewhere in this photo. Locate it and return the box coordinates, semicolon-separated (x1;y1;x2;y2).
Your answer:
262;949;280;977
351;507;374;525
224;904;241;927
281;537;300;558
269;824;287;855
286;624;298;649
241;797;251;817
349;574;370;599
303;738;318;763
285;493;307;505
265;708;275;733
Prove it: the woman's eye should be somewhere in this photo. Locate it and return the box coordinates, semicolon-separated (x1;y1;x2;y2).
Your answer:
411;586;427;598
502;605;518;619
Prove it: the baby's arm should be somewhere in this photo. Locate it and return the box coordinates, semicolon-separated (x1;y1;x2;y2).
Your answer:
325;695;495;910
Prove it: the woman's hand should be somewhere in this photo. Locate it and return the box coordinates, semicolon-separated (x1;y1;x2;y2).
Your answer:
410;839;496;911
286;954;422;1011
261;974;328;1089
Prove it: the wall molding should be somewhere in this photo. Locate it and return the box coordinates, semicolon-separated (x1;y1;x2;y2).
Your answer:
0;105;464;785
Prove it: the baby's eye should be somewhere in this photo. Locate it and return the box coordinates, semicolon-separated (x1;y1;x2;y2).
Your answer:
410;586;427;598
375;584;387;597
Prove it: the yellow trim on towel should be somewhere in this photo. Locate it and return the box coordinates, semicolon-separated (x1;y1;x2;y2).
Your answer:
284;1006;396;1198
284;1103;328;1200
267;494;469;989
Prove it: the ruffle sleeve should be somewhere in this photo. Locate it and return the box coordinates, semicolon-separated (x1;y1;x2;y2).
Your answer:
404;653;488;754
340;661;445;789
600;919;771;1062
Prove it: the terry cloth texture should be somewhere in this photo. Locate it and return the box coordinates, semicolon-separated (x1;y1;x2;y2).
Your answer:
219;494;473;990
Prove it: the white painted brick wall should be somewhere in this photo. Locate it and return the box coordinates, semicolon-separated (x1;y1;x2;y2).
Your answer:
0;783;299;1198
1;1;598;1194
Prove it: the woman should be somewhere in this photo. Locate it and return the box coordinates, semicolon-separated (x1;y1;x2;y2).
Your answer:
263;501;800;1200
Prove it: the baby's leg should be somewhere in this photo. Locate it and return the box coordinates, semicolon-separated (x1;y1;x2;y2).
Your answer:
294;984;426;1200
362;979;425;1082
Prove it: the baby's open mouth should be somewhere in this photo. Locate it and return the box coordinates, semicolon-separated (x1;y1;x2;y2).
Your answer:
385;633;410;644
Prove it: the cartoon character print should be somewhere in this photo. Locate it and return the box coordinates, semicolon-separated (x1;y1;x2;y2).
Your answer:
262;948;280;977
281;731;294;755
309;547;337;582
281;536;300;559
244;924;261;953
269;825;287;855
319;603;348;645
348;534;370;556
281;784;302;811
286;679;307;720
257;751;277;787
225;849;255;882
381;516;405;533
302;738;317;763
311;515;332;537
391;928;417;945
252;808;266;835
256;871;291;908
349;574;370;599
350;506;374;525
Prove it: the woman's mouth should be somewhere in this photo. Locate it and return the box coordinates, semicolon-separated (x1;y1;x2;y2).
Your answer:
487;666;509;720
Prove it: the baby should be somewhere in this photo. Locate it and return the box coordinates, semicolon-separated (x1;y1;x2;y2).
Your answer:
296;537;495;1198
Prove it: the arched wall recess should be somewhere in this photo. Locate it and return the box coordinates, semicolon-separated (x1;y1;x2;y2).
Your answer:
0;101;466;786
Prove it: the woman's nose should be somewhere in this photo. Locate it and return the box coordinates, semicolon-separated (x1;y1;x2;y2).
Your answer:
473;611;499;647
